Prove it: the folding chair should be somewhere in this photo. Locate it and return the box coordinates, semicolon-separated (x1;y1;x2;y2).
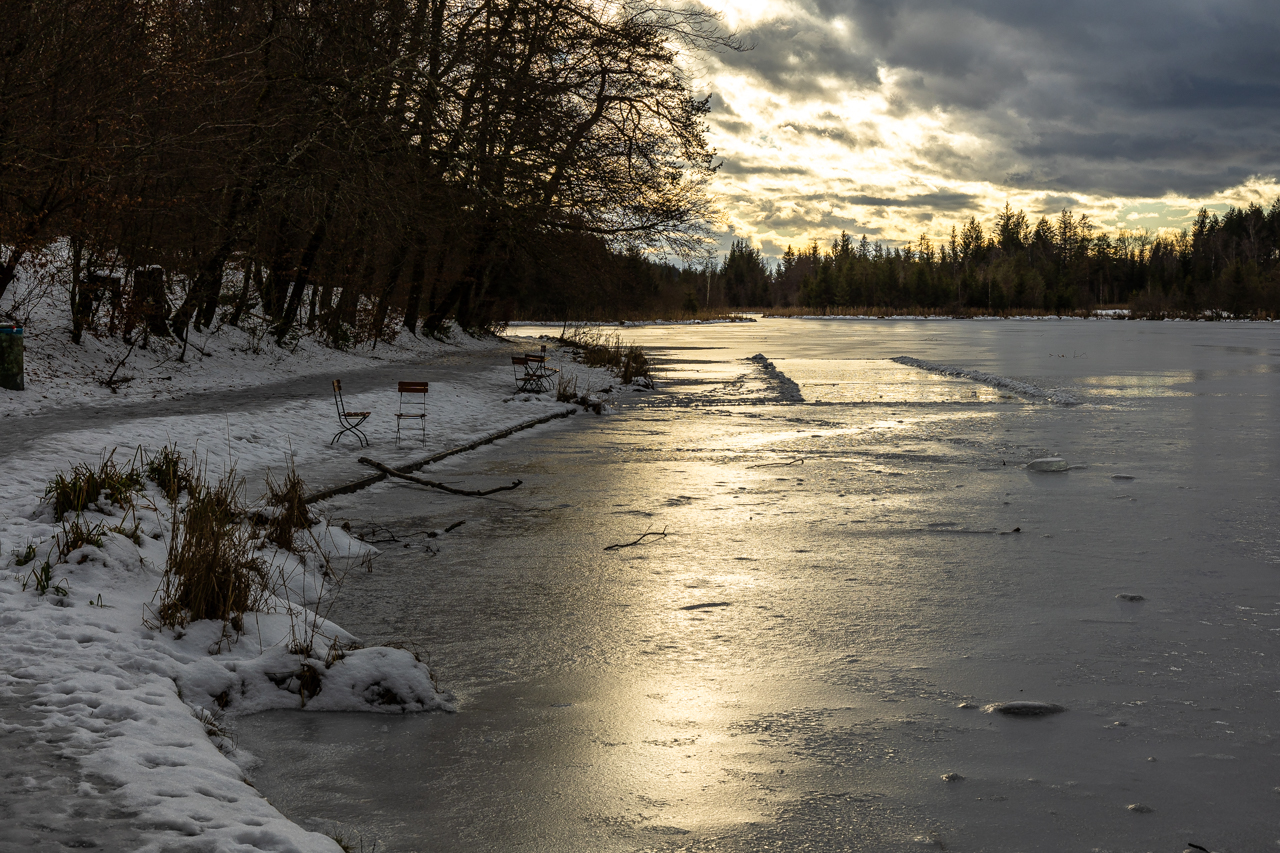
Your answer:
395;381;428;446
331;379;371;447
512;356;544;392
523;352;558;392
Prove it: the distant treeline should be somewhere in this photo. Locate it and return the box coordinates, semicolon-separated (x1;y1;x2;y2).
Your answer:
777;203;1280;317
514;201;1280;320
1;0;729;345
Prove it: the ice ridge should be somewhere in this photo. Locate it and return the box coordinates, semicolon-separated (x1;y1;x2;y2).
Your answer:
891;356;1081;406
748;353;805;402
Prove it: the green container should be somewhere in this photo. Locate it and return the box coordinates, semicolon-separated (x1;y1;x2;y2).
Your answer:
0;325;23;391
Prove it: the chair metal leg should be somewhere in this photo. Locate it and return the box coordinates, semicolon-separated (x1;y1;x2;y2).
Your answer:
332;421;369;447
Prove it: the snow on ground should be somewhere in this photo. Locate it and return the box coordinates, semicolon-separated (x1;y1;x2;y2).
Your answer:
1;284;503;419
0;287;626;850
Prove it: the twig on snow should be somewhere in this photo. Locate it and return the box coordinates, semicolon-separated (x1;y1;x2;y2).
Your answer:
98;344;136;392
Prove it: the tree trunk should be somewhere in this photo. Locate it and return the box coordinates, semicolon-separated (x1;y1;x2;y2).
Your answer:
274;214;328;345
401;241;430;335
0;248;24;307
134;267;171;340
370;242;410;349
70;239;85;344
227;262;254;327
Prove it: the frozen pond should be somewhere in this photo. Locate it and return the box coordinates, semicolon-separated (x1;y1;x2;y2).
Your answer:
238;319;1280;852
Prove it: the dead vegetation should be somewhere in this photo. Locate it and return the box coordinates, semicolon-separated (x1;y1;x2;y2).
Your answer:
153;466;270;631
555;373;605;414
44;451;143;520
263;466;313;551
760;305;1103;319
145;445;196;500
558;327;652;385
518;310;754;323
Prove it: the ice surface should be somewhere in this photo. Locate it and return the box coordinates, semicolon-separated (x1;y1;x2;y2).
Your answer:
6;311;1280;851
235;317;1280;852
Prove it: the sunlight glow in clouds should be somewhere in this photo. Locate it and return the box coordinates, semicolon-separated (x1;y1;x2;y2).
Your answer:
689;0;1280;257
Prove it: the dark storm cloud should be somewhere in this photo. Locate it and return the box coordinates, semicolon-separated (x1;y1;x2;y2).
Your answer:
732;189;975;235
711;16;882;95
842;190;977;210
711;0;1280;199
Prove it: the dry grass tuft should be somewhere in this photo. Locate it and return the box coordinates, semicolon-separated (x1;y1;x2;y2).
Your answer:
262;467;313;551
154;467;270;631
54;515;106;562
561;327;651;385
555;373;578;403
44;451;143;520
146;445;196;500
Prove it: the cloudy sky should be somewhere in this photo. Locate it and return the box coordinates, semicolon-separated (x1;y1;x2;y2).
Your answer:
688;0;1280;257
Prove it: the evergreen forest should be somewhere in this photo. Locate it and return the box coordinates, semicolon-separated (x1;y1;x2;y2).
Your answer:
524;202;1280;321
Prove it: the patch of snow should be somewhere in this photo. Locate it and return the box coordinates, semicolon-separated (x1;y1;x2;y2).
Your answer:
746;353;804;403
1026;457;1070;472
891;355;1082;406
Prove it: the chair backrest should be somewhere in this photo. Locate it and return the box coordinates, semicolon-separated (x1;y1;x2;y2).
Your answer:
512;356;527;366
525;354;546;364
332;379;345;412
398;381;427;415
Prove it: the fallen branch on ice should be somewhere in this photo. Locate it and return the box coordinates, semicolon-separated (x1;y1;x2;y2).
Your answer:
359;458;523;496
604;526;668;551
355;523;436;543
747;457;805;468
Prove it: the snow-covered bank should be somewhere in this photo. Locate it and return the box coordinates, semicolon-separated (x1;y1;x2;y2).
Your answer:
1;313;504;420
0;311;626;850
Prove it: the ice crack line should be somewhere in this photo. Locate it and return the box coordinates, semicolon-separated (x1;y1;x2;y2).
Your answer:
747;353;804;402
891;356;1081;406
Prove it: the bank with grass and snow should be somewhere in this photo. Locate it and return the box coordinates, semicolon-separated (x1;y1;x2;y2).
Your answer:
0;306;641;850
